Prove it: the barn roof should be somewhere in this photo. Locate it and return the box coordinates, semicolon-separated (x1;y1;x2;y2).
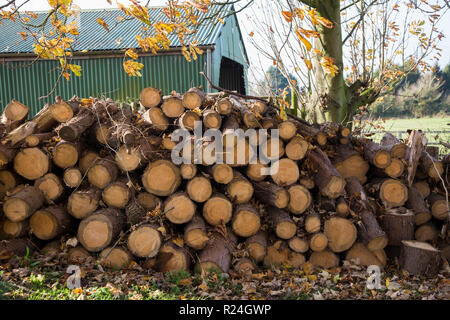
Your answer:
0;4;237;55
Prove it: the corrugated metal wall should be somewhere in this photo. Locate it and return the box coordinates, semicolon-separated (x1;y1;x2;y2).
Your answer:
0;53;207;116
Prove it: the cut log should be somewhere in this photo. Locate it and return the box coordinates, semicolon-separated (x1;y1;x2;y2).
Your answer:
0;170;20;197
234;258;256;275
142;160;181;196
332;144;369;184
253;181;289;209
182;87;205;110
203;109;222;129
143;107;169;131
413;180;430;199
270;158;299;187
336;197;349;217
2;100;29;124
278;121;297;141
345;242;384;267
93;122;113;146
383;158;405;178
230;96;259;128
208;163;233;184
186;175;212;203
155;241;191;273
367;178;408;208
13;147;50;180
3;185;44;222
285;136;309;160
299;176;315;190
30;103;57;133
2;122;36;146
309;148;345;198
161;96;185;118
363;139;392;168
184;215;209;250
67;187;101;219
261;137;285;161
0;239;34;260
380;132;407;159
264;241;306;267
221;114;240;148
140;87;162;108
50;96;79;123
261;117;277;130
63;167;82;188
115;145;142;172
215;98;232;115
196;230;237;274
79;150;99;174
102;180;131;208
323;217;357;253
99;246;132;269
267;206;296;240
0;219;29;239
295;123;327;146
178;111;200;131
30;206;73;240
203;193;233;226
232;204;261;237
226;171;254;204
57;108;94;141
288;236;309;253
25;132;54;147
287;184;312;215
245;231;267;263
381;209;415;246
52;140;80;169
77;208;125;252
399;240;441;277
163;192;196;224
309;250;340;269
305;212;321;233
246;162;268;182
180;163;197;180
419;152;444;181
127;224;162;258
415;222;438;242
34;173;64;202
428;193;449;221
309;232;329;252
87;156;119;189
406;186;432;225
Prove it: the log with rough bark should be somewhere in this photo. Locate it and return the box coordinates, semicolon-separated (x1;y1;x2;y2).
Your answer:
428;193;449;221
419;152;444;181
345;242;384;267
285;135;309;160
367;178;408;209
57;108;94;141
87;156;119;189
399;240;441;277
195;230;237;274
184;215;209;250
182;87;205;110
67;187;101;219
0;219;29;239
202;193;232;226
155;241;191;273
30;206;73;240
232;204;261;238
226;171;254;204
24;132;54;147
324;217;357;253
380;132;407;159
381;208;415;246
271;158;299;187
267;206;296;240
13;147;50;180
309;148;346;199
245;231;267;263
99;246;132;269
52;140;80;169
163;192;196;224
405;130;426;187
230;96;259;128
186;175;212;203
332;144;369;184
3;185;44;222
363;139;392;169
161;96;185;118
295;122;327;146
406;186;432;225
253;181;289;209
127;224;162;258
77;208;125;252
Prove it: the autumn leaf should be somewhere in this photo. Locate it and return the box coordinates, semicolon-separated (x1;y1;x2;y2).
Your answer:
96;18;109;31
304;59;313;70
68;64;82;76
320;56;339;77
281;11;293;23
295;29;312;51
172;237;184;247
316;16;334;28
18;32;26;40
125;48;138;60
123;60;144;77
249;32;254;37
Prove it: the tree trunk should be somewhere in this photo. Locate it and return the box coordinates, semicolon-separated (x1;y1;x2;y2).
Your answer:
381;209;415;246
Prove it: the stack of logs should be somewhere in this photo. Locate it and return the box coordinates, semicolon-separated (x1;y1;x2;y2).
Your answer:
0;87;448;278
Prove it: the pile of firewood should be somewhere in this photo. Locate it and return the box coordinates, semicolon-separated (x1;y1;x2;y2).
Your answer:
0;86;448;278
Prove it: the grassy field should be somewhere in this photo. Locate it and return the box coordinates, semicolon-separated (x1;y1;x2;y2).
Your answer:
360;117;450;155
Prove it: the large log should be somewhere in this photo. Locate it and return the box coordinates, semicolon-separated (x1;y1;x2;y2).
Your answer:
182;87;205;110
271;158;299;187
428;193;449;221
140;87;162;108
184;214;209;250
127;224;162;258
67;187;101;219
196;230;237;274
381;208;415;246
13;147;50;180
367;178;408;209
332;144;369;184
399;240;441;277
323;217;357;253
380;133;407;159
142;160;181;196
161;96;185;118
202;193;233;226
155;241;191;273
87;156;119;189
245;231;267;263
163;192;196;224
226;171;254;204
362;139;392;169
30;206;73;240
57;108;94;141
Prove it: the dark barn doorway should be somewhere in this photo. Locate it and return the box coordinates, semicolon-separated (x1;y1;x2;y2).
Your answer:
218;57;246;94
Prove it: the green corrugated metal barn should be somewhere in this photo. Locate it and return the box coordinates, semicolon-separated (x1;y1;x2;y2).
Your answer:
0;4;248;116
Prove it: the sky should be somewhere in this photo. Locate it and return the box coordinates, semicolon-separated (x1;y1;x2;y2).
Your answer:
3;0;450;86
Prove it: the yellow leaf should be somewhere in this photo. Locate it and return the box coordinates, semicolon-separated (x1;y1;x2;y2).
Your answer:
304;59;312;70
249;32;254;37
198;282;209;292
316;16;333;28
68;64;82;76
281;11;293;23
96;18;109;31
125;48;138;60
172;237;184;247
386;278;390;288
73;287;82;294
157;226;166;236
296;30;312;51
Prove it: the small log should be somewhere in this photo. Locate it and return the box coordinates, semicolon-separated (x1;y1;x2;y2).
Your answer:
415;222;438;242
2;100;29;124
0;219;29;239
406;186;432;225
309;232;329;252
87;156;119;189
245;231;267;263
278;121;297;141
184;215;209;250
77;208;125;252
305;212;321;233
13;147;50;180
127;224;162;258
363;139;392;168
196;230;237;274
178;111;200;131
50;96;79;123
267;206;296;240
25;132;55;147
419;152;444;181
34;173;64;202
288;236;309;253
142;160;181;196
161;96;185;118
182;87;205;110
163;192;196;224
67;187;101;219
140;87;162;108
287;184;312;215
399;240;441;277
382;158;405;179
285;136;309;160
215;98;232;115
102;179;131;209
79;150;100;174
203;109;222;129
63;167;82;188
57;108;94;141
99;246;132;269
309;148;345;199
0;170;20;198
186;175;212;203
380;132;407;159
295;123;327;146
246;162;268;182
30;206;73;240
230;96;259;128
271;158;299;187
428;193;449;221
324;217;357;253
180;163;197;180
52;140;80;169
381;209;415;246
202;193;233;226
253;181;289;209
208;163;233;184
232;204;261;237
309;250;340;269
345;242;384;267
155;241;191;273
3;185;44;222
30;103;57;133
226;171;254;204
336;197;349;217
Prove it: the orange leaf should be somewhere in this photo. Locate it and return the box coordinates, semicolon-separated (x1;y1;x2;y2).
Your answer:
296;30;312;51
96;18;109;31
304;59;312;70
281;11;293;23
